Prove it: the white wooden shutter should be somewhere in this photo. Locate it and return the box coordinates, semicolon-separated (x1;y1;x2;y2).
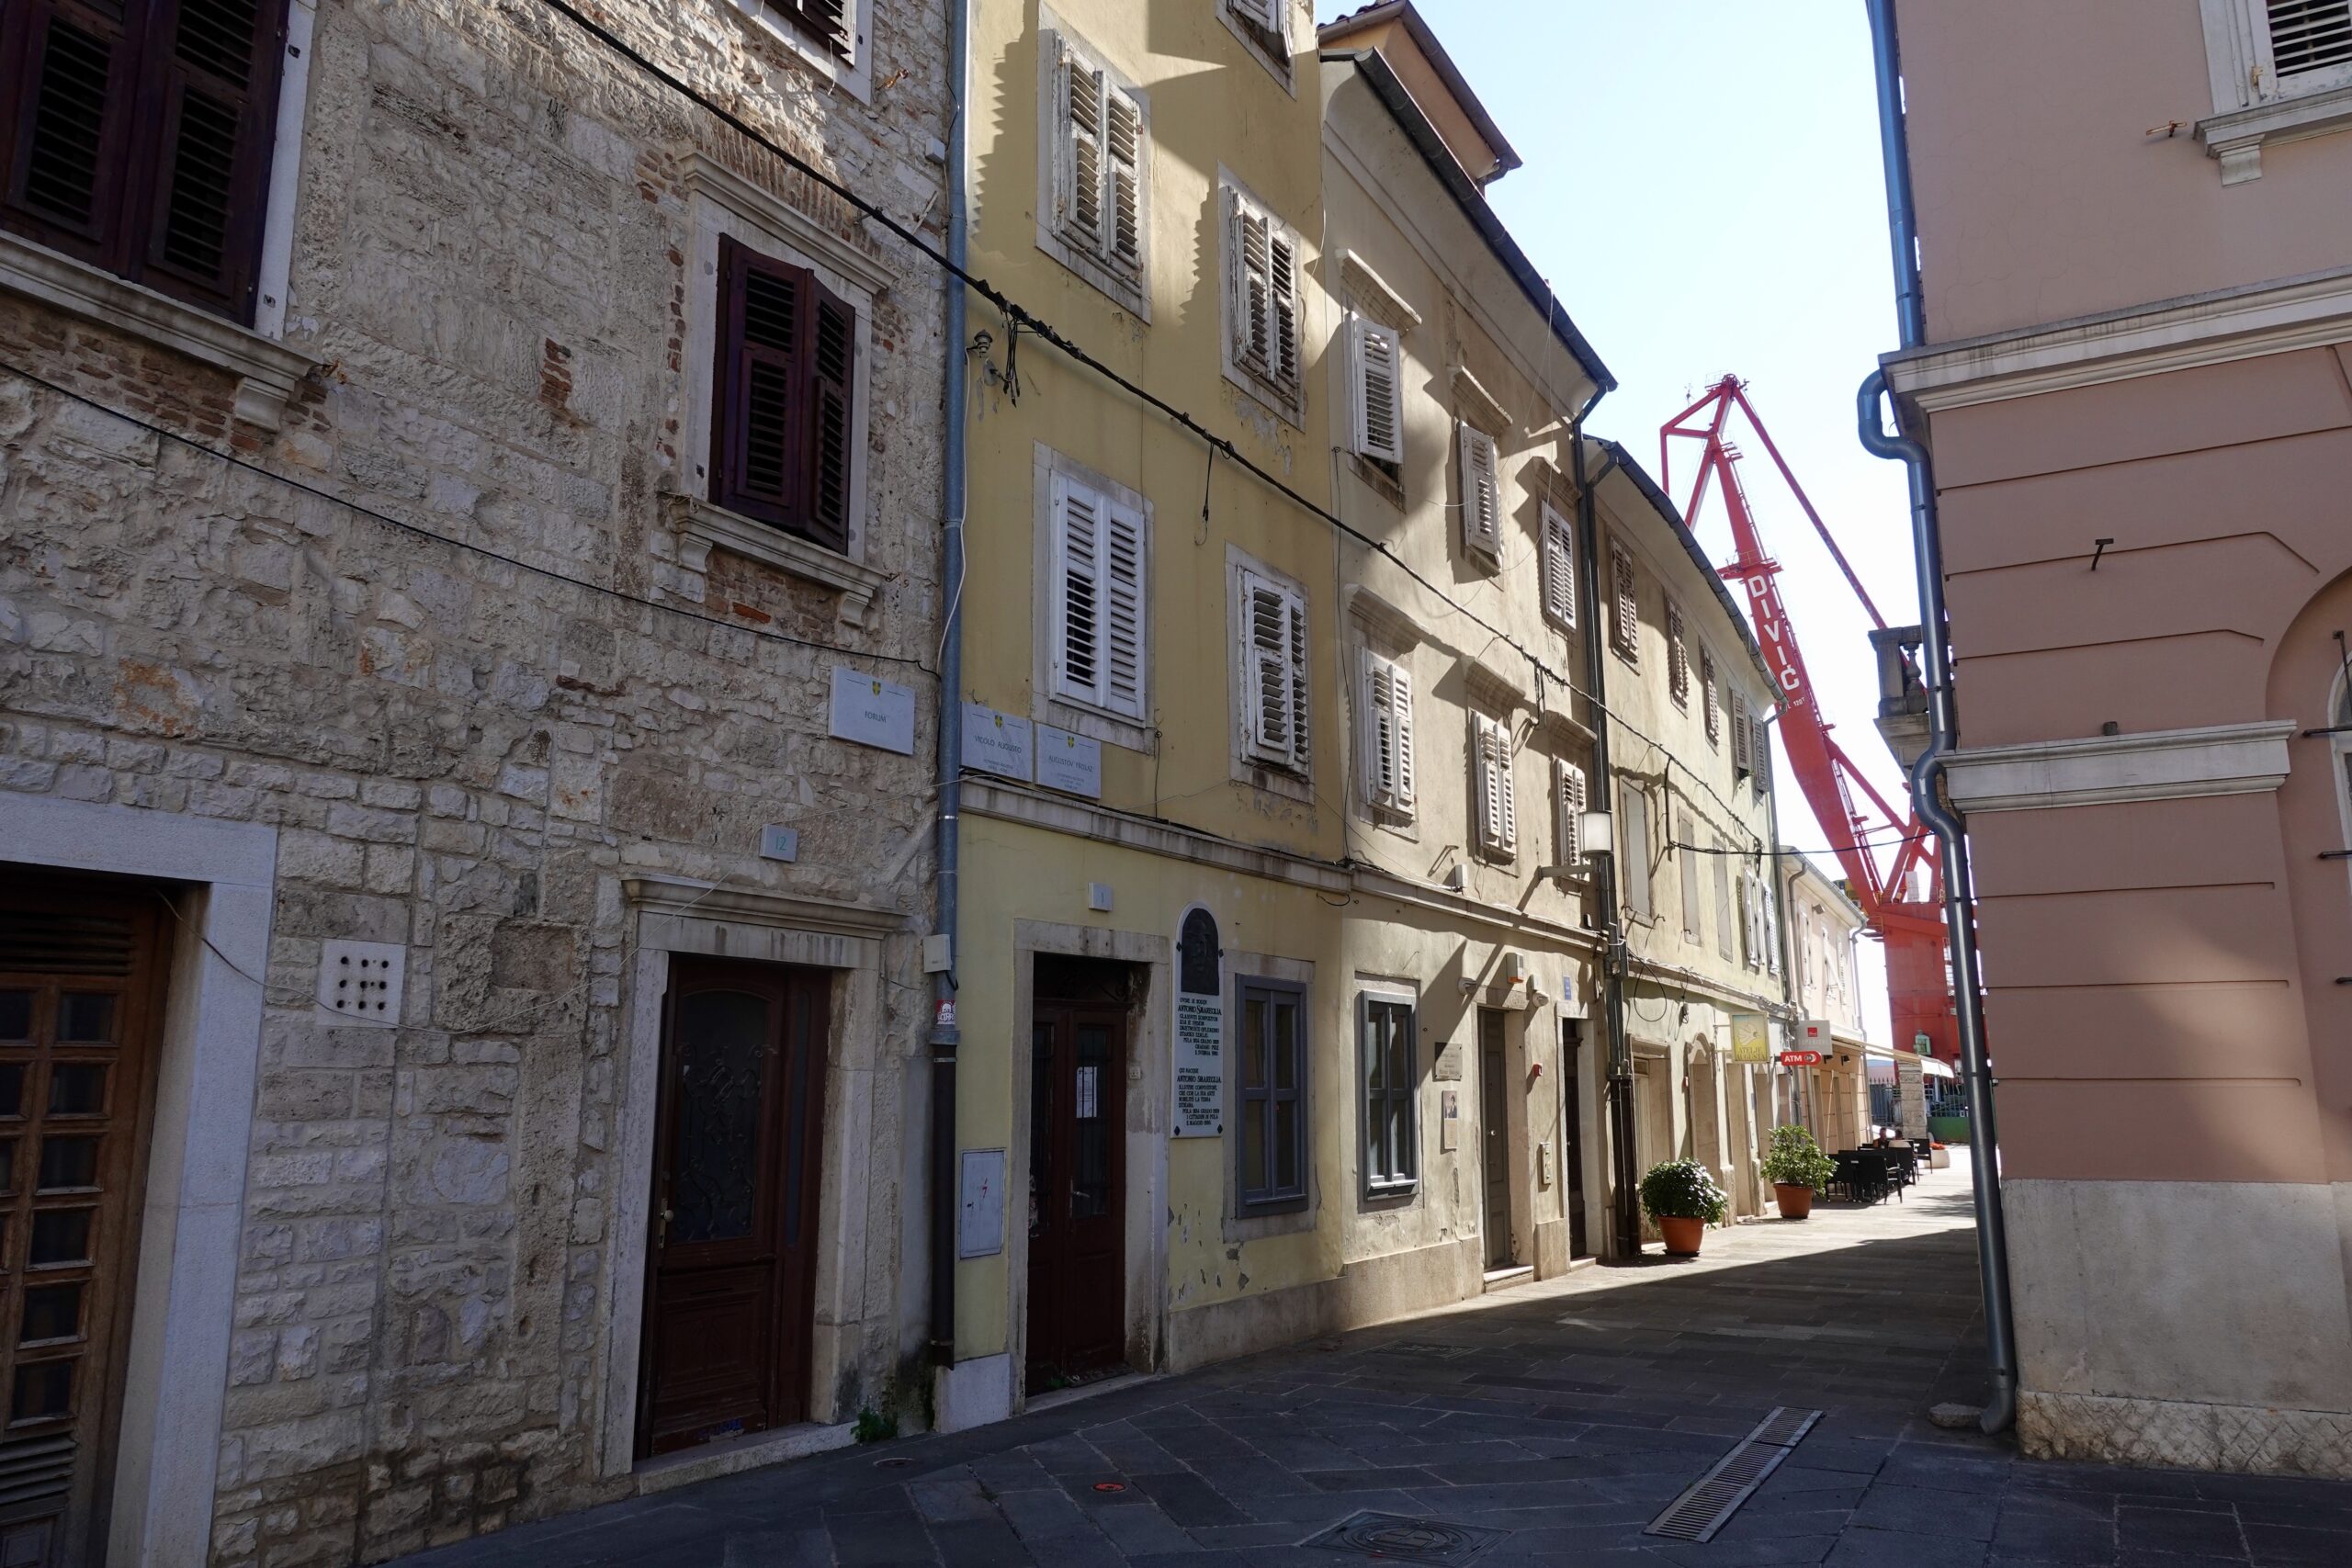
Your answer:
1269;231;1299;389
1102;498;1147;718
1621;786;1650;917
1764;874;1781;976
1554;758;1586;866
1104;85;1144;271
1702;648;1721;744
2268;2;2352;80
1058;41;1106;253
1350;317;1404;463
1459;424;1501;558
1668;600;1690;704
1751;707;1772;793
1713;849;1734;959
1230;0;1283;31
1243;572;1305;769
1362;651;1413;813
1049;473;1103;708
1731;689;1752;775
1679;815;1702;940
1540;504;1576;626
1234;204;1271;373
1610;545;1638;661
1475;714;1516;857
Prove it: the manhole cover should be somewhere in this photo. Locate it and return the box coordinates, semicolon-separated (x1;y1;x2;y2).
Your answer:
1306;1511;1508;1565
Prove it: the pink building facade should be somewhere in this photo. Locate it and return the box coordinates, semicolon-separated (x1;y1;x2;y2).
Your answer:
1883;0;2352;1474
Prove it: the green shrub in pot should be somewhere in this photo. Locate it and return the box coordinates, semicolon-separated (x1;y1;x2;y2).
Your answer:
1759;1124;1838;1190
1637;1158;1729;1225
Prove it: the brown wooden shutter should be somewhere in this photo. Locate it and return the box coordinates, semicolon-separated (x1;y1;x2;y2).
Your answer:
0;0;142;256
805;277;855;552
138;0;291;320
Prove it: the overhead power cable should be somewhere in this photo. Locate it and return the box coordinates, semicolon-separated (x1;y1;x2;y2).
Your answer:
532;0;1771;849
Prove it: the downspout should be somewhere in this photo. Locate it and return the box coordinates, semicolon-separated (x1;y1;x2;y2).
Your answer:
927;0;969;1371
1859;0;2017;1437
1571;423;1641;1260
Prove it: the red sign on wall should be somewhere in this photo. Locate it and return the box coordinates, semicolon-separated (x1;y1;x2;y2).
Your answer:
1779;1050;1824;1067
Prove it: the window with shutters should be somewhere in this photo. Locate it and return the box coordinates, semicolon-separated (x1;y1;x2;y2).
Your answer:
2197;2;2352;181
1047;468;1149;723
1234;561;1310;780
1678;813;1702;943
1358;647;1415;821
1458;423;1503;562
1221;176;1304;424
738;0;862;65
1731;689;1753;782
1346;312;1405;476
1553;757;1587;873
1620;784;1653;920
1039;28;1148;315
1471;711;1517;863
1667;600;1690;708
1713;844;1735;960
1238;978;1307;1212
1609;544;1641;666
710;236;862;556
1702;648;1721;748
1220;0;1295;86
1751;705;1773;795
1360;995;1417;1194
1539;504;1577;631
0;0;294;326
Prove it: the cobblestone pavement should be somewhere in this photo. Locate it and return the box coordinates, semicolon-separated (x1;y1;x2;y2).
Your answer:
394;1156;2352;1567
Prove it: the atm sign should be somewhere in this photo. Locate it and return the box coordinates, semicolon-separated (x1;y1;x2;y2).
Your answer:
1779;1050;1824;1067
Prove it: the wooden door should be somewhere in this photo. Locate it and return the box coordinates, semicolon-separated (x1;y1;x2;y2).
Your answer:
639;960;829;1457
0;875;167;1568
1561;1021;1588;1259
1478;1009;1512;1269
1024;1003;1125;1393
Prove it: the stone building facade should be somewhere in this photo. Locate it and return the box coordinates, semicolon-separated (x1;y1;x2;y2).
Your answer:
0;0;948;1562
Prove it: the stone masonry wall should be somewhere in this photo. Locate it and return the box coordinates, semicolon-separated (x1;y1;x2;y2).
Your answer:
0;0;948;1562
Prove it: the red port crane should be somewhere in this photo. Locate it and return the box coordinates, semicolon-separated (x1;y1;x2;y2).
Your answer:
1661;376;1958;1064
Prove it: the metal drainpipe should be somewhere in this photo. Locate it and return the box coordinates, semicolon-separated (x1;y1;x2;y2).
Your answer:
1570;424;1641;1260
1860;0;2018;1437
927;0;969;1371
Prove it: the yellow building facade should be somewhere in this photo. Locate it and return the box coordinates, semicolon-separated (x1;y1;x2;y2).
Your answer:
937;0;1788;1429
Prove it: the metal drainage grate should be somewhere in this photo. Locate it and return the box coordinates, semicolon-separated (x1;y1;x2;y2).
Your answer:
1306;1511;1509;1565
1644;1406;1824;1544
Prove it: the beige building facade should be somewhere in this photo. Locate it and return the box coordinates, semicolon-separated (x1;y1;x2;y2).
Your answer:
1878;0;2352;1475
1779;855;1875;1156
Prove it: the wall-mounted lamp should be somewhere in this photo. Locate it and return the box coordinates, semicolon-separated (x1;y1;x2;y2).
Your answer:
1581;810;1613;854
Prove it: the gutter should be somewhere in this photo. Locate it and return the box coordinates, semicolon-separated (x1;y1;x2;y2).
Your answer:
927;0;969;1371
1859;0;2017;1438
1571;424;1643;1260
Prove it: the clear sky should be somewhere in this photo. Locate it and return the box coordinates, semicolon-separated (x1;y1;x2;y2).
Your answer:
1317;0;1915;1037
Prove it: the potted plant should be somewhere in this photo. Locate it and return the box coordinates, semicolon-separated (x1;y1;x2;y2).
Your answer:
1760;1124;1838;1220
1638;1158;1729;1257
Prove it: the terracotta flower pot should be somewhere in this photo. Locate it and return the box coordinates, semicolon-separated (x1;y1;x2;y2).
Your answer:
1775;1183;1815;1220
1659;1215;1705;1256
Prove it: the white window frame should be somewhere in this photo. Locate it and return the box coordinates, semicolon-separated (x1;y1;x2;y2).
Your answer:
731;0;876;103
1358;647;1416;821
1472;712;1519;863
1667;599;1690;709
1037;22;1151;317
1713;841;1735;961
1539;502;1577;631
1220;173;1306;426
1347;312;1406;466
1678;811;1702;944
1231;549;1312;795
1047;469;1149;723
1620;782;1653;920
1219;0;1297;91
1702;646;1721;749
1032;446;1155;751
2197;1;2352;183
1458;422;1503;562
1553;757;1588;873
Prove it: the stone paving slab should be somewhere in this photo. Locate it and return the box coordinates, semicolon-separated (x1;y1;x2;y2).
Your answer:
388;1158;2352;1567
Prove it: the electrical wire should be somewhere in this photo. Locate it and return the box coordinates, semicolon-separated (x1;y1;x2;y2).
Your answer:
0;360;937;677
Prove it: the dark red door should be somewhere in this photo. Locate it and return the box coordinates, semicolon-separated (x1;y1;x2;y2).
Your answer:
1024;1003;1125;1393
638;960;829;1456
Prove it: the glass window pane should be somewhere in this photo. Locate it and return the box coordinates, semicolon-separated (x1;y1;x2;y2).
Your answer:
28;1210;92;1269
1242;999;1267;1089
1391;1099;1412;1180
0;993;28;1041
668;991;771;1245
9;1359;73;1423
1273;1100;1298;1192
18;1283;80;1345
1272;1001;1296;1090
1363;1010;1384;1093
0;1064;22;1120
1240;1109;1266;1195
55;994;116;1043
46;1065;107;1118
0;1137;14;1195
1389;1010;1412;1091
36;1136;97;1192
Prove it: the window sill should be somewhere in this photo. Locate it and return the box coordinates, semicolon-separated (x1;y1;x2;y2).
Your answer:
1223;363;1305;433
2199;84;2352;184
667;493;889;627
1040;696;1154;756
1238;759;1313;806
0;231;319;431
1035;228;1150;321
